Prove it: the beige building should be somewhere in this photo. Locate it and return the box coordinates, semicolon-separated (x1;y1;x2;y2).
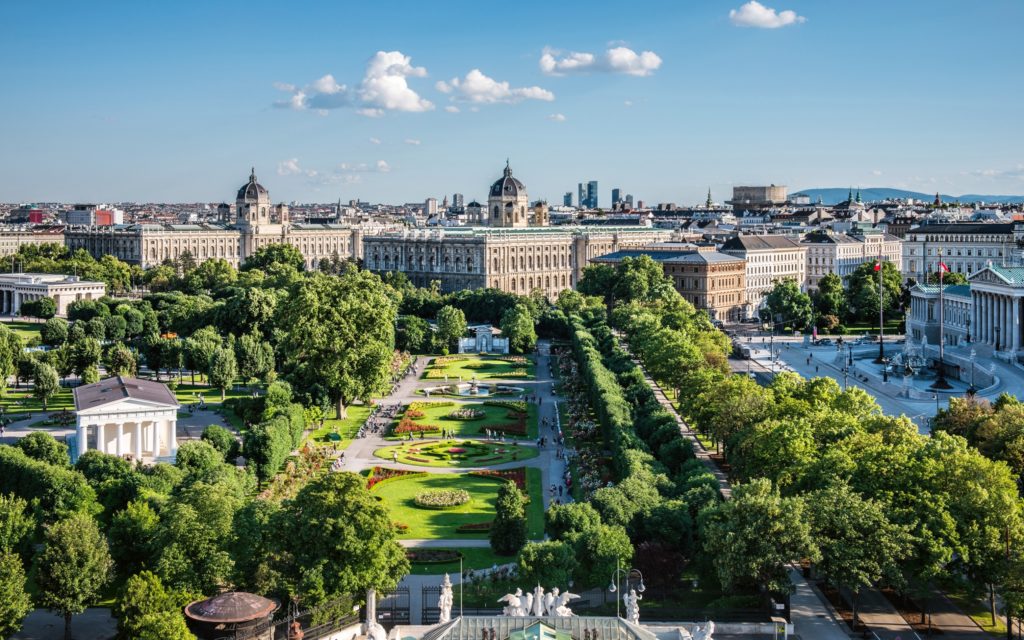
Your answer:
720;234;806;318
363;164;674;298
727;185;788;211
592;244;747;322
0;226;65;258
901;222;1022;283
65;169;361;269
802;228;902;291
0;273;106;316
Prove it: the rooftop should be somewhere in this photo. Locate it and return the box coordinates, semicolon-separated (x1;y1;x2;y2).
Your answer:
720;235;803;251
185;591;278;624
73;376;179;411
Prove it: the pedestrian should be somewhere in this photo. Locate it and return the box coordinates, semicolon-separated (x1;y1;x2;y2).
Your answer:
815;365;819;373
558;486;563;497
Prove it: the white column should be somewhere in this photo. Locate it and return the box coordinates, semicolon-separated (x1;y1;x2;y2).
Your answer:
1013;297;1021;352
116;423;124;457
76;424;87;457
169;417;178;458
133;422;142;462
985;294;992;344
96;424;105;454
149;420;158;456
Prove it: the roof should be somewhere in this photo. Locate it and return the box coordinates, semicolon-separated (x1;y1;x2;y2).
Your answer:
720;235;803;251
987;264;1024;284
424;616;658;640
593;249;744;265
489;161;526;198
913;283;971;297
908;222;1016;235
185;592;279;624
236;168;269;202
73;376;178;411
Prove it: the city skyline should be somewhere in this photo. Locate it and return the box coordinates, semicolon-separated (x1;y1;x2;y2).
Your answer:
2;1;1024;204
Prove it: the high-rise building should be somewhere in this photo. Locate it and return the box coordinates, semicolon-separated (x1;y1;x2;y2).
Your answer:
578;183;586;209
563;192;573;207
611;188;621;207
425;198;438;216
587;181;599;209
625;194;634;208
452;193;465;208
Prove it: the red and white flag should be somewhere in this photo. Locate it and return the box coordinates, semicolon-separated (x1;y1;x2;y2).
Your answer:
938;262;949;273
873;261;881;272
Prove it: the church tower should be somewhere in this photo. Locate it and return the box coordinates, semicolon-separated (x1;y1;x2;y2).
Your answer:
486;161;529;228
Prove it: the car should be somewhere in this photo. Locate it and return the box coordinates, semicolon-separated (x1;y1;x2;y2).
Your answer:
815;338;834;346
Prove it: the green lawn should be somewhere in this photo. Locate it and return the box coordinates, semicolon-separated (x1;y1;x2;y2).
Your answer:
387;401;538;440
371;468;544;540
0;386;75;414
374;439;538;468
1;320;42;344
170;381;256;406
424;355;535;381
308;404;374;450
938;578;1008;636
405;546;508;576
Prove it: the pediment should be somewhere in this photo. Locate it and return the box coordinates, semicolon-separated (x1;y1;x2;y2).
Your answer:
76;396;179;416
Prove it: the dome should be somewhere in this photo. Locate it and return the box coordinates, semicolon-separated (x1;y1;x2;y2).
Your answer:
489;161;526;198
185;592;279;625
236;168;268;202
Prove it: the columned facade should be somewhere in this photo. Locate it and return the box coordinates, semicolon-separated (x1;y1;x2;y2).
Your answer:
967;266;1024;355
73;376;181;463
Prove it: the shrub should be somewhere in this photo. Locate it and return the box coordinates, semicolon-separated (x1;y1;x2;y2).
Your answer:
365;467;425;490
447;408;485;420
455;521;492;533
414;489;470;509
405;409;426;419
406;549;462;563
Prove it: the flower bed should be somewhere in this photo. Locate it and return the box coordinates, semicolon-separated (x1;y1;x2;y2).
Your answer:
366;466;426;490
405;409;425;419
394;418;438;435
447;447;467;454
455;521;493;533
406;548;463;564
414;488;471;509
447;408;486;420
487;419;528;436
471;468;527;491
484;400;528;413
408;401;453;411
394;522;409;533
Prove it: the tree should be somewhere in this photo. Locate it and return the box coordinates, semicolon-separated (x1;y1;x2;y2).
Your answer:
22;296;57;320
184;258;237;294
241;243;305;272
201;425;237;461
70;337;102;379
0;549;31;639
517;541;576;587
813;273;847;319
436;305;467;351
174;441;223;475
105;343;138;377
500;304;537;354
847;260;903;321
274;472;409;605
490;482;527;556
235;332;274;384
699;479;818;595
0;494;34;554
183;325;220;383
927;270;968;285
36;513;113;640
103;315;128;342
395;315;431;353
277;269;397;419
545;502;601;541
578;263;618;310
243;420;291;483
763;279;814;330
108;500;161;578
41;317;70;346
114;570;194;640
33;361;60;410
207;346;237;401
806;483;910;628
0;325;21;395
575;524;633;589
16;431;68;467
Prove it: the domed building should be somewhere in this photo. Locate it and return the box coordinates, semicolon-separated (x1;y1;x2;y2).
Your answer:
487;161;530;228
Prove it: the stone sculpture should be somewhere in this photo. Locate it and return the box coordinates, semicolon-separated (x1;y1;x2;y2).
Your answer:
438;574;454;624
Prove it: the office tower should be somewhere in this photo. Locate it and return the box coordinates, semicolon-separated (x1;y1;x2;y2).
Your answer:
587;181;598;209
611;188;621;207
452;193;464;208
578;183;586;209
563;192;573;207
425;198;438;215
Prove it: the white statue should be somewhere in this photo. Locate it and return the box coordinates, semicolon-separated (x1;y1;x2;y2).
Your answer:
691;621;715;640
523;592;534;617
552;591;580;617
498;588;524;616
532;585;547;617
367;620;388;640
438;574;454;624
623;589;640;625
543;588;559;616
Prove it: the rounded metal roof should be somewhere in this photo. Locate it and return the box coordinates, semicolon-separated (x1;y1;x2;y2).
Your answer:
489;161;525;198
237;168;268;202
185;592;279;624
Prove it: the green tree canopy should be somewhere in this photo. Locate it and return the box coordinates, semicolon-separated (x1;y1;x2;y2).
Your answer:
847;260;903;321
490;482;528;556
763;279;814;330
207;346;237;401
436;305;467;351
241;243;305;272
500;304;537;354
0;548;31;639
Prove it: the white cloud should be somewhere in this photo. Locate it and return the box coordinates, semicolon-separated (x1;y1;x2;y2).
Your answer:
369;137;382;144
969;165;1024;180
444;105;460;113
547;113;566;122
277;158;302;176
539;46;662;77
623;100;633;107
272;50;432;116
729;1;806;28
435;80;452;94
404;138;421;145
358;51;433;114
376;160;392;173
442;69;554;104
871;169;883;177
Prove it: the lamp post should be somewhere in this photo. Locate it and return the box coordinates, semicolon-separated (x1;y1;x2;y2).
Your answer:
966;316;971;343
459;556;463;619
608;561;645;620
995;326;1001;352
967;348;977;397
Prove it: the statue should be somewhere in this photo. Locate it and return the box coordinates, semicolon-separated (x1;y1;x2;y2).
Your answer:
552;591;580;617
366;620;387;640
498;589;524;616
287;620;304;640
623;589;640;625
438;574;454;624
523;592;534;617
543;588;559;617
691;621;715;640
532;585;547;617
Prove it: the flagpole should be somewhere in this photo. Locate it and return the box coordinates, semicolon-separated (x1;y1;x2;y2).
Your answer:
875;248;885;365
932;249;952;389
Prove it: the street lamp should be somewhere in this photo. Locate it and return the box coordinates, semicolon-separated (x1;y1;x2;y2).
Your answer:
995;326;1001;352
608;561;645;619
965;316;971;343
967;348;977;397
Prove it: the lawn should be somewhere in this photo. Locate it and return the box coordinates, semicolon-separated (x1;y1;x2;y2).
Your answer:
0;386;75;415
308;404;374;450
371;468;544;540
386;401;538;440
424;355;535;381
374;439;538;468
170;381;257;406
1;320;43;344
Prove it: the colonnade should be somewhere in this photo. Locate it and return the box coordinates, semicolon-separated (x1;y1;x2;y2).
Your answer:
972;291;1023;352
76;418;178;462
0;290;43;315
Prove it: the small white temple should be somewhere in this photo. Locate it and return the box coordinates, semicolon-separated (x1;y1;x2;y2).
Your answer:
72;376;181;463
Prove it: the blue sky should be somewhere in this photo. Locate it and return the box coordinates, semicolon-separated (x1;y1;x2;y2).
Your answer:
2;0;1023;205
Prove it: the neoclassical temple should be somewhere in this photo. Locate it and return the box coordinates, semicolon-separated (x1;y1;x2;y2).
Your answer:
65;169;362;270
0;273;106;316
72;376;180;463
969;264;1024;353
364;163;676;297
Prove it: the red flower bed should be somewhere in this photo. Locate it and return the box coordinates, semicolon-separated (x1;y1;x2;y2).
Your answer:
447;447;467;454
394;418;438;434
455;521;493;533
366;466;422;489
488;419;527;436
405;409;425;419
471;468;526;491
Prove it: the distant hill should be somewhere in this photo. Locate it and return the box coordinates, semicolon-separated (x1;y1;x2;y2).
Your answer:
792;188;1024;205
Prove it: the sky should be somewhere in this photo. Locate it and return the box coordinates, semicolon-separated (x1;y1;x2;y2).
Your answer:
2;0;1024;206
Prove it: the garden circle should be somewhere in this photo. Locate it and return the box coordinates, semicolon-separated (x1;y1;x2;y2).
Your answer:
374;439;538;468
414;489;470;509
